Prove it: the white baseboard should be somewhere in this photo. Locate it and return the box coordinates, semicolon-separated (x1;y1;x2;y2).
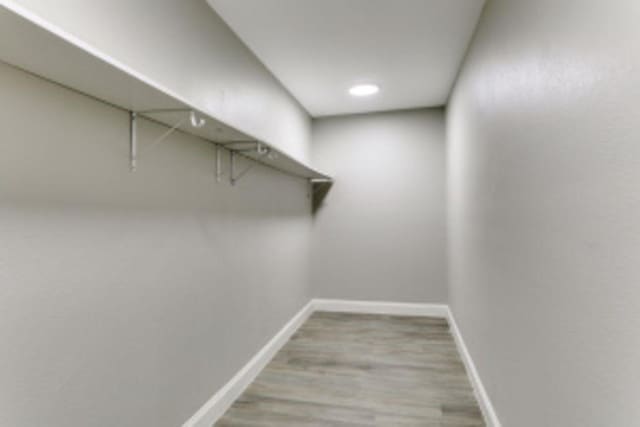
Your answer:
312;298;449;318
181;300;315;427
446;308;502;427
182;299;500;427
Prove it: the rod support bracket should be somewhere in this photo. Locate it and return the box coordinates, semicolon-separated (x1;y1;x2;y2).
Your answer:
229;142;270;186
130;111;137;172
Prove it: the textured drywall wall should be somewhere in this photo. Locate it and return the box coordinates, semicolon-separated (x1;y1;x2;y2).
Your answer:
311;109;447;303
6;0;311;163
0;62;311;427
447;0;640;425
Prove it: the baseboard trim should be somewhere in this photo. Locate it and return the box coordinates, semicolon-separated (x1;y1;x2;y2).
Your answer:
181;300;315;427
312;298;449;318
446;308;502;427
183;299;500;427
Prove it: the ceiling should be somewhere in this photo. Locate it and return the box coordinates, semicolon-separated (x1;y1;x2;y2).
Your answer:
207;0;485;117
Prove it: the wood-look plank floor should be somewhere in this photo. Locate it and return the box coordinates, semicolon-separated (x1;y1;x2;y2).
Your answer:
216;312;484;426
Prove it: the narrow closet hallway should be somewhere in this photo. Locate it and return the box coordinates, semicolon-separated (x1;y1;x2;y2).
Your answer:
1;1;639;427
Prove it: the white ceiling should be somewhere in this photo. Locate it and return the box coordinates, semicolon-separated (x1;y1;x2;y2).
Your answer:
207;0;485;117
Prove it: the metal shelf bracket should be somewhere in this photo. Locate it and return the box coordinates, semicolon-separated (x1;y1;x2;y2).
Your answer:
215;146;223;183
129;109;205;172
130;111;137;172
126;112;322;191
229;142;271;185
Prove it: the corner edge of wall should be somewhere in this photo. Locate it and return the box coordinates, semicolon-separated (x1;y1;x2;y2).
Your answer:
446;307;502;427
181;300;315;427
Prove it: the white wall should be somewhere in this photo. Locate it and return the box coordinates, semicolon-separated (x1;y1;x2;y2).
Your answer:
447;0;640;425
6;0;311;163
311;109;447;303
0;62;312;427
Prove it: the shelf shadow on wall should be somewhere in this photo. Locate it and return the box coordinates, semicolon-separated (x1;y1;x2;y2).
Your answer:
311;180;333;214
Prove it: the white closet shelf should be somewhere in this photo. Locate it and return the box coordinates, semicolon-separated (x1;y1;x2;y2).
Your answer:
0;2;331;181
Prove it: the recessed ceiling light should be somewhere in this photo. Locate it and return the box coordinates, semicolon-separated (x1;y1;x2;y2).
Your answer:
349;84;379;97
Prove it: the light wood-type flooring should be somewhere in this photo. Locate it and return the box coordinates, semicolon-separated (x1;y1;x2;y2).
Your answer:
216;312;484;426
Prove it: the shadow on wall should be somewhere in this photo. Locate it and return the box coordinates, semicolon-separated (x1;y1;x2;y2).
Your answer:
311;180;333;214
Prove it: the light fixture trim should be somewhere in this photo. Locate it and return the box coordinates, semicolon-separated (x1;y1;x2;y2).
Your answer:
349;83;380;97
